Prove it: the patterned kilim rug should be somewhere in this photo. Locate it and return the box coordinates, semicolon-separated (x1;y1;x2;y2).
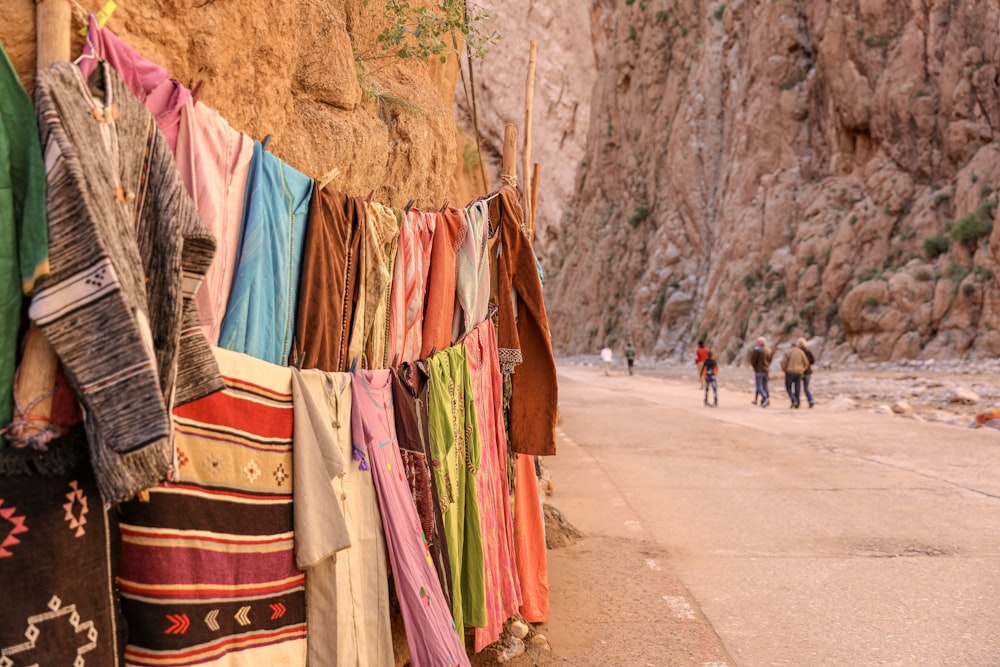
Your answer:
117;348;305;666
0;429;125;666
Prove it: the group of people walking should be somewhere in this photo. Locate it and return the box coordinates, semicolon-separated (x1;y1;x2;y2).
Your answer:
599;336;818;411
749;336;816;408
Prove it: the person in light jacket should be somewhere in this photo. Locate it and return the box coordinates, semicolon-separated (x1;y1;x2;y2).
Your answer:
780;342;810;408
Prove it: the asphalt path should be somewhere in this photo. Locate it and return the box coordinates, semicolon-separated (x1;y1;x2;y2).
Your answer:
542;364;1000;666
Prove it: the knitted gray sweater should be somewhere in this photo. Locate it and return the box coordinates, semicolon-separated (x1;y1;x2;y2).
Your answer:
31;62;222;503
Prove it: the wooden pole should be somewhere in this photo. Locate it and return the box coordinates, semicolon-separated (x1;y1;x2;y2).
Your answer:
11;0;74;447
36;0;73;69
530;162;541;241
522;40;537;231
502;122;518;187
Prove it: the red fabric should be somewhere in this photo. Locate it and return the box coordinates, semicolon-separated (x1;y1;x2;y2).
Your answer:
513;454;548;622
694;346;709;364
420;208;466;357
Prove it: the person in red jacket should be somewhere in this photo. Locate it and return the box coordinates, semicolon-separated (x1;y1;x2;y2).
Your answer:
694;340;710;388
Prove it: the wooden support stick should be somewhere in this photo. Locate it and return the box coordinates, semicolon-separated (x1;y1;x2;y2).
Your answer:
522;40;537;231
36;0;72;69
502;123;518;187
530;162;541;241
11;0;74;447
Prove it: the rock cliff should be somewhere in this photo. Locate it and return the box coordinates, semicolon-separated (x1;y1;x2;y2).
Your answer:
546;0;1000;365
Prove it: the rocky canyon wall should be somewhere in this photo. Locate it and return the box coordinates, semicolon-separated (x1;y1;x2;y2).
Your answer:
1;0;461;209
546;0;1000;365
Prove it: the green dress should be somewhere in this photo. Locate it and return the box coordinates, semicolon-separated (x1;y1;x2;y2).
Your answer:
0;47;49;431
427;344;487;635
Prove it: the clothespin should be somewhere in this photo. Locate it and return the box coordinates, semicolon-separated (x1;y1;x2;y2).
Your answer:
191;80;206;104
391;353;400;367
349;357;359;373
262;134;273;151
366;189;375;203
292;337;305;370
78;2;117;36
403;199;414;213
318;166;341;191
440;200;450;212
429;346;438;357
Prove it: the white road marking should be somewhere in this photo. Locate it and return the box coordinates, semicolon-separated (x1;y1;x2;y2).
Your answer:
663;595;696;619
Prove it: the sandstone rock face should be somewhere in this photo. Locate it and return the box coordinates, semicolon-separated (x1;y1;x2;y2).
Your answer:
454;0;602;255
3;1;460;209
546;0;1000;365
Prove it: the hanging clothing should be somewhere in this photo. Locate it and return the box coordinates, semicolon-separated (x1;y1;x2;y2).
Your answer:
30;62;222;504
290;368;394;667
117;347;306;666
390;361;453;610
488;186;558;456
351;369;471;667
420;208;467;357
0;46;48;431
0;430;125;666
464;321;522;651
79;15;190;152
513;453;549;623
219;141;312;366
293;186;364;372
453;199;491;341
387;208;435;364
347;202;400;369
175;101;254;345
426;345;486;636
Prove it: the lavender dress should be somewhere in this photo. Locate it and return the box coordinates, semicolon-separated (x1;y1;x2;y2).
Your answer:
350;369;471;667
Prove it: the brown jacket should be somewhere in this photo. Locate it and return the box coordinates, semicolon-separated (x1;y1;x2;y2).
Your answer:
490;186;558;457
780;346;809;375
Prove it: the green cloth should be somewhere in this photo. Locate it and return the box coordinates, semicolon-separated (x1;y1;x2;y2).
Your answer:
0;45;49;430
427;344;486;636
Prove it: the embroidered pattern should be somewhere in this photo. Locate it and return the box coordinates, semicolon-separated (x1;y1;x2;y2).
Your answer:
62;481;89;538
0;596;98;667
273;463;289;486
242;459;261;483
206;452;223;476
0;500;28;558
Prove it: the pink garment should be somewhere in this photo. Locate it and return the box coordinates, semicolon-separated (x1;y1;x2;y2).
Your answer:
351;369;471;667
514;454;549;622
387;209;436;364
176;101;254;344
464;321;522;652
79;15;190;151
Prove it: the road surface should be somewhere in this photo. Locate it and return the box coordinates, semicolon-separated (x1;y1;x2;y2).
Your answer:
538;364;1000;666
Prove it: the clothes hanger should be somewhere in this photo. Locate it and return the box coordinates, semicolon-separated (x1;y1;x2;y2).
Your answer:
73;27;98;66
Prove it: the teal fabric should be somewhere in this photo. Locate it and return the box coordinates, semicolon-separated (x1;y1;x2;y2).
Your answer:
0;46;48;429
219;141;312;365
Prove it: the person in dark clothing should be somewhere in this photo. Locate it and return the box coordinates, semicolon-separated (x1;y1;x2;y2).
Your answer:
624;342;636;375
798;337;816;408
749;337;772;407
702;350;718;407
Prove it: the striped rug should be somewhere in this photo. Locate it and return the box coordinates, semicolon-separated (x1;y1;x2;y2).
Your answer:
117;347;305;666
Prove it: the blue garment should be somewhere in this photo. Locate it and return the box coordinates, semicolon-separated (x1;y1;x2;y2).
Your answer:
784;373;802;407
802;373;814;406
219;142;312;365
755;371;769;404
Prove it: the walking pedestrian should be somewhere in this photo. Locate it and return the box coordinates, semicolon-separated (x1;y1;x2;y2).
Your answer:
600;345;613;376
702;350;718;407
624;342;636;376
694;340;710;388
798;338;816;408
780;341;809;408
749;336;772;407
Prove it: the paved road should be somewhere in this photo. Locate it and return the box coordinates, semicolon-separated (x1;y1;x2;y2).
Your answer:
544;364;1000;666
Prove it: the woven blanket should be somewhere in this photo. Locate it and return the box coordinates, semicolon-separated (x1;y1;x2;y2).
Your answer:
117;347;305;666
0;429;125;666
